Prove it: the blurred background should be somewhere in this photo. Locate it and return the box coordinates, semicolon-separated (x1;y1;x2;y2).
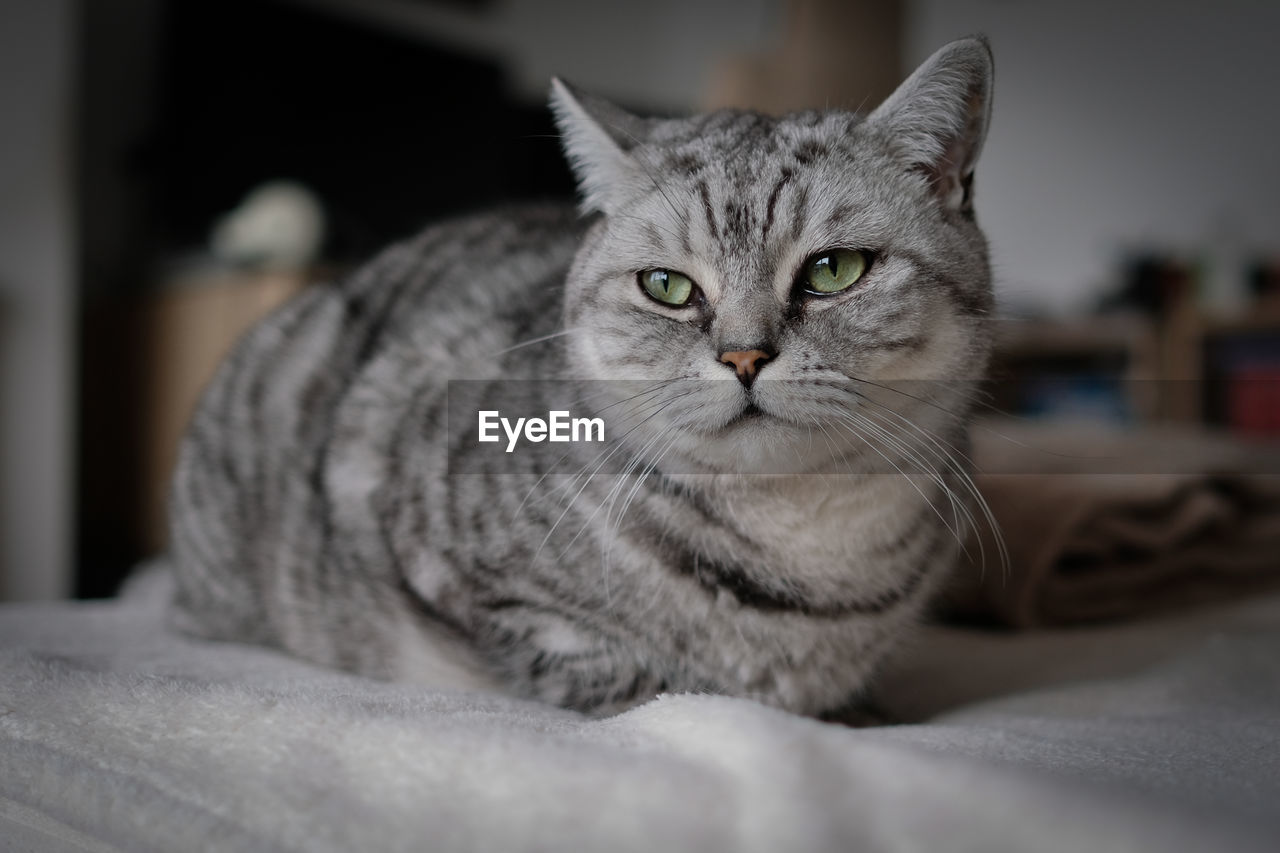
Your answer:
2;0;1278;602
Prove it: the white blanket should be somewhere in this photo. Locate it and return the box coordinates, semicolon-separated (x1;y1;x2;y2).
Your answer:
2;568;1278;852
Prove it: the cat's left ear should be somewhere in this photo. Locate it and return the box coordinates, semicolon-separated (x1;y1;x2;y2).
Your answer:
550;79;648;216
866;36;994;213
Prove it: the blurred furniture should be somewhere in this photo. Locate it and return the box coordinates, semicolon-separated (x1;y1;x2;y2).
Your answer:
990;314;1158;423
705;0;902;113
137;268;317;554
992;293;1280;435
1200;298;1280;436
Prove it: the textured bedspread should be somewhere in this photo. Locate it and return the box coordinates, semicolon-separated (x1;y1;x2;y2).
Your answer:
2;568;1278;852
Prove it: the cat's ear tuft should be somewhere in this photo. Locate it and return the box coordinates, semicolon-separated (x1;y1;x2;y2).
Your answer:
549;79;646;216
866;36;993;213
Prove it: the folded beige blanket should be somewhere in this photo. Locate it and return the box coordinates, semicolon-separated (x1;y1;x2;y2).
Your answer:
944;420;1280;628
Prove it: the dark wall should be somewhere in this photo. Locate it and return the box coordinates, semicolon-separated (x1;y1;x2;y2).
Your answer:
147;0;574;259
76;0;577;289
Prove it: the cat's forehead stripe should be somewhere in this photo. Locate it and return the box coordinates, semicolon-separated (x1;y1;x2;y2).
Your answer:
760;168;793;243
789;183;811;243
696;180;719;243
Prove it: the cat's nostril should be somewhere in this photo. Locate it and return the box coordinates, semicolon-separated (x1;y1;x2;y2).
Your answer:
719;348;773;387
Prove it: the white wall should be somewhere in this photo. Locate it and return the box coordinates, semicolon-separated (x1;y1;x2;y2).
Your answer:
0;1;77;599
907;0;1280;315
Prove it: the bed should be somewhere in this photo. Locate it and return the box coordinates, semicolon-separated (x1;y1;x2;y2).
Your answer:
3;568;1279;852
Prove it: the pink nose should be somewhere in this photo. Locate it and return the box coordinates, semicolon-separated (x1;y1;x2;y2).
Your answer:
719;349;772;386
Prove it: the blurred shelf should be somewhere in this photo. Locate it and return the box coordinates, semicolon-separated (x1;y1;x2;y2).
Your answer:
991;300;1280;434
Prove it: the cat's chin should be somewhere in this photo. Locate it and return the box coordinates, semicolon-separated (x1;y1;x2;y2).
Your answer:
717;397;812;434
666;409;834;475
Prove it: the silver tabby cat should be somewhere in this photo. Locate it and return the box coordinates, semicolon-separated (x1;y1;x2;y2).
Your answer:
170;38;996;717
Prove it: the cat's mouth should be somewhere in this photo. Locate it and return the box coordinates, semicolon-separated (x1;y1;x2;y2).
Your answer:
723;401;769;429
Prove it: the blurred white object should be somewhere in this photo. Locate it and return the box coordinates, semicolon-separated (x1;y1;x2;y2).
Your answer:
210;180;326;269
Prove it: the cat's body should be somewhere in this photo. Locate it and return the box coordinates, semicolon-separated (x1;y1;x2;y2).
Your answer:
170;38;996;716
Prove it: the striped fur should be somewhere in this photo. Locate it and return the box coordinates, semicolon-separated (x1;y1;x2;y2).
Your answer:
169;38;997;716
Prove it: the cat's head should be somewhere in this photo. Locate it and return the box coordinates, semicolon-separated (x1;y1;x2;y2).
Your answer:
553;38;995;475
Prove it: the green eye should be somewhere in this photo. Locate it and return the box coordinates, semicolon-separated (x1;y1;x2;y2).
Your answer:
803;249;870;295
639;269;695;306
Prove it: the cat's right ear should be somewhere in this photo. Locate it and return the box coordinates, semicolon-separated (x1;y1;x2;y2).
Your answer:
550;79;646;216
866;36;994;214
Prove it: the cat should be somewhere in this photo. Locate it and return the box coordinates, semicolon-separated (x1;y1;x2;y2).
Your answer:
168;37;997;718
